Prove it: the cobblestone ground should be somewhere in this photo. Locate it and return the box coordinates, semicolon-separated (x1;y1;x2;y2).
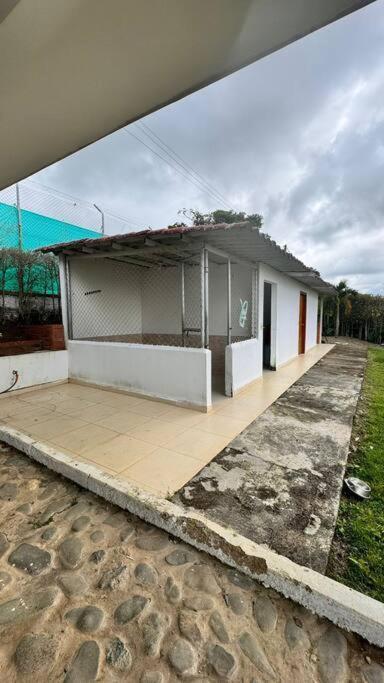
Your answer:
0;443;382;682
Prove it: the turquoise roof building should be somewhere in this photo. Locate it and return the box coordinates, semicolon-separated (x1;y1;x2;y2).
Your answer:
0;202;101;250
0;202;101;295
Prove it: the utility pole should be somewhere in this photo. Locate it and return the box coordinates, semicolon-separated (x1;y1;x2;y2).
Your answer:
15;183;23;249
94;204;105;235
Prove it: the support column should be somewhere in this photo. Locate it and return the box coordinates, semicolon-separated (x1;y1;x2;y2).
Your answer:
180;262;185;346
318;296;324;343
204;248;209;348
200;248;205;349
227;258;232;345
65;256;73;340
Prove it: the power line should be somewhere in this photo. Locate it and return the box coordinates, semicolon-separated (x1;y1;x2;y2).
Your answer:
124;127;235;211
25;179;148;230
136;121;236;211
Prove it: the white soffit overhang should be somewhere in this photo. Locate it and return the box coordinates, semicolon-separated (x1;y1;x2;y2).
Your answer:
0;0;375;190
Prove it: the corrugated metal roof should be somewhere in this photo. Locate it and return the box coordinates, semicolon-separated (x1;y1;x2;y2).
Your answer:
40;222;336;295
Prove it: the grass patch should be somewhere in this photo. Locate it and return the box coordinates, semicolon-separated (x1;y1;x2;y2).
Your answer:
327;347;384;601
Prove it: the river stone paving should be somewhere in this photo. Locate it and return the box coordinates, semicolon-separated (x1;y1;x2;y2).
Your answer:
173;342;367;572
0;441;382;682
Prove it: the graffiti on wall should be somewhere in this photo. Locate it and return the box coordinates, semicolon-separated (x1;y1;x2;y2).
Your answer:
239;299;249;328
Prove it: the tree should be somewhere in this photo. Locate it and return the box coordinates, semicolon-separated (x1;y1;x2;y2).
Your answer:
323;279;384;344
173;208;263;229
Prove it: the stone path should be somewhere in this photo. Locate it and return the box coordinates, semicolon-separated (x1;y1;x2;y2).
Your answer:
173;342;367;573
0;441;382;682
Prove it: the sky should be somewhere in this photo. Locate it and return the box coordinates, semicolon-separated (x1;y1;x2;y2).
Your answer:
30;0;384;294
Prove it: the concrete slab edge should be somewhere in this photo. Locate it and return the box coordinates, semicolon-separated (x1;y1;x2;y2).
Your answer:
1;425;383;648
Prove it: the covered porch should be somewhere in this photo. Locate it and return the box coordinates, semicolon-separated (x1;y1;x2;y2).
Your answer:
48;223;333;411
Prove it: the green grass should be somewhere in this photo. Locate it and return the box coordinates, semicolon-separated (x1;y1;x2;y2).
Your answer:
327;348;384;602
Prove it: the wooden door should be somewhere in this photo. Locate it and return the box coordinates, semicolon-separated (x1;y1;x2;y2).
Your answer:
298;292;307;354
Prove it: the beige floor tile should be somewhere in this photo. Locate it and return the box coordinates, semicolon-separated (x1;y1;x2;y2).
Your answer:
0;398;31;418
199;414;249;438
123;448;203;494
66;385;110;401
117;472;163;497
97;410;151;433
5;408;53;429
129;419;187;446
129;400;174;418
53;397;97;415
165;428;229;462
100;393;146;410
69;403;117;423
50;423;118;454
26;415;87;440
20;390;64;405
158;405;205;427
82;434;156;471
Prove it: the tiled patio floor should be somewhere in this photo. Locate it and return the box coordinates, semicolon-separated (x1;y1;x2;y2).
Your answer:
0;344;333;496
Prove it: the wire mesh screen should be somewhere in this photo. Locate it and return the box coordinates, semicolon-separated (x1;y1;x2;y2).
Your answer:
69;257;202;348
230;263;253;342
0;182;102;250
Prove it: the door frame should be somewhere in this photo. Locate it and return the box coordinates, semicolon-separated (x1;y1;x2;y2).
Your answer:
298;291;307;355
263;279;277;369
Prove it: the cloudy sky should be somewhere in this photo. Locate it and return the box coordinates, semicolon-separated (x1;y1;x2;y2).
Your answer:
31;1;384;293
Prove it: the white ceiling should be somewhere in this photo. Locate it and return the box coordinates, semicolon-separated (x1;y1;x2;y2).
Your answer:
0;0;375;190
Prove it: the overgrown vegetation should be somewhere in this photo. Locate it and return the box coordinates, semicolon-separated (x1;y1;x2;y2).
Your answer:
323;280;384;344
327;347;384;601
170;207;263;229
0;247;60;327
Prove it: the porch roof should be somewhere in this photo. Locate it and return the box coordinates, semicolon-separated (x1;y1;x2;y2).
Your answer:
40;222;336;296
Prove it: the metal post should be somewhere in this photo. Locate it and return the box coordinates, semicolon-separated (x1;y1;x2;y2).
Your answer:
251;266;258;338
65;257;73;339
180;262;185;347
318;296;324;343
227;257;232;345
204;248;209;348
15;183;23;250
200;247;205;349
94;204;105;235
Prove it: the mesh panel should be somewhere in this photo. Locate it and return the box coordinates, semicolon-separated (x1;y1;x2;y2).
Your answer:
69;257;202;348
231;263;253;341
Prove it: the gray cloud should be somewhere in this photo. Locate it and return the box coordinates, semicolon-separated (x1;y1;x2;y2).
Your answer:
32;1;384;293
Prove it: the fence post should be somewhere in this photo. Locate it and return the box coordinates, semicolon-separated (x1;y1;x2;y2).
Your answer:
227;257;232;345
180;262;185;346
15;183;23;250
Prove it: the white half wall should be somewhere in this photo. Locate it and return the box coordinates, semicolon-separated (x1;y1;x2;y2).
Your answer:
68;341;211;410
0;350;68;393
225;338;262;396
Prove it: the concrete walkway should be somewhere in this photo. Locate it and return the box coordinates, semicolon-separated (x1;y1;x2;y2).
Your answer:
0;441;382;682
173;342;367;573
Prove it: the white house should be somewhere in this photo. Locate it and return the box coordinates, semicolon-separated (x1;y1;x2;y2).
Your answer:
44;222;335;411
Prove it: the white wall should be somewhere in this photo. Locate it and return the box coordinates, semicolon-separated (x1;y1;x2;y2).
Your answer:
306;289;319;350
225;338;262;396
258;263;319;368
69;258;142;338
68;341;211;410
0;351;68;393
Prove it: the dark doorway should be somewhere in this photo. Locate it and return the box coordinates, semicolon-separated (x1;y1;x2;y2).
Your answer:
263;282;272;369
298;292;307;354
